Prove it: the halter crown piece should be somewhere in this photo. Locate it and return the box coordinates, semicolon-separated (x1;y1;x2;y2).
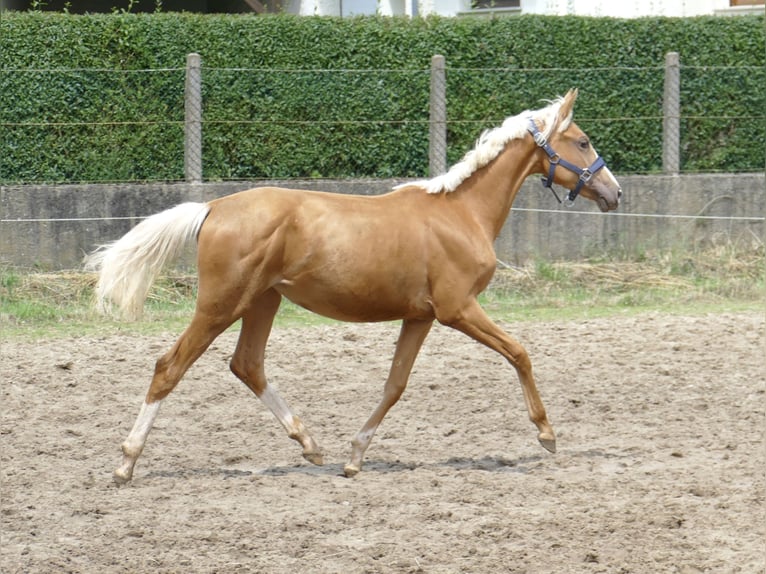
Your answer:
527;118;607;207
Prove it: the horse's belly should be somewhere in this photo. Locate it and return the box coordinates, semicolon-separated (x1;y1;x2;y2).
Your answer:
274;279;432;323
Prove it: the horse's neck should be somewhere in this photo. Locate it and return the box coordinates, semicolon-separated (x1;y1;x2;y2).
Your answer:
456;138;536;240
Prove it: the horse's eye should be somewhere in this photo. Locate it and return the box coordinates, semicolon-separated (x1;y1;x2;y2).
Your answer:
578;138;590;150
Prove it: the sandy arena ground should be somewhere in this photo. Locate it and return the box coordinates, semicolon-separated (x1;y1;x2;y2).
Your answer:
2;311;764;573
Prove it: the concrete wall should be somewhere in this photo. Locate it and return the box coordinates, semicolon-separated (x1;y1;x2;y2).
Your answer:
1;173;764;270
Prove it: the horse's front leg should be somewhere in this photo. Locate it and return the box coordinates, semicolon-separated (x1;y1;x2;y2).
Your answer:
439;299;556;453
344;319;433;477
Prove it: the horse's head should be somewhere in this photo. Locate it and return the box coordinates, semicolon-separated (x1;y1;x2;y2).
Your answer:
529;89;622;212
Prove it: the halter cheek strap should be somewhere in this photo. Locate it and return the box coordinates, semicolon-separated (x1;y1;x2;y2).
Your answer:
527;119;607;206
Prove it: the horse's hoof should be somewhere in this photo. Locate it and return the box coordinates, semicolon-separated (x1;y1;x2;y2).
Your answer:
303;450;324;466
538;434;557;453
113;468;132;485
343;463;360;478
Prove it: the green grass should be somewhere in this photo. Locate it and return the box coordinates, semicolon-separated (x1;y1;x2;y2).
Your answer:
0;270;339;340
2;247;763;341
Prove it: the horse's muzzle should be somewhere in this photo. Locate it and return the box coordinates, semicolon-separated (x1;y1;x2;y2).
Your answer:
597;188;622;212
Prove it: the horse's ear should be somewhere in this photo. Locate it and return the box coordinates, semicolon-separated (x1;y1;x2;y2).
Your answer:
562;88;578;113
554;88;578;132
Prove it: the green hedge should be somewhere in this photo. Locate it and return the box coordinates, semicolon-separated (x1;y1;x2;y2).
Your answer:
0;12;763;183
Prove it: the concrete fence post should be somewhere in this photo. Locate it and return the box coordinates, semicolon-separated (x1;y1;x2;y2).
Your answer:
663;51;680;175
185;53;203;183
429;54;447;177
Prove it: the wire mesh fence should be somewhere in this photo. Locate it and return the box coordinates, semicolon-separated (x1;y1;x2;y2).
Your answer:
199;65;430;180
0;55;763;185
0;66;186;183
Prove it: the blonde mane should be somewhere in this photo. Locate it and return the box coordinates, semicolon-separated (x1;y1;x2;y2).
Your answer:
401;96;571;194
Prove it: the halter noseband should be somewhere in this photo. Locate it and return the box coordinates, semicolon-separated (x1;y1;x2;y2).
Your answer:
527;118;607;206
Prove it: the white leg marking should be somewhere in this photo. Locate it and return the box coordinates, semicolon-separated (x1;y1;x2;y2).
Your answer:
123;401;162;455
258;384;296;431
354;428;376;450
258;383;323;464
114;400;162;484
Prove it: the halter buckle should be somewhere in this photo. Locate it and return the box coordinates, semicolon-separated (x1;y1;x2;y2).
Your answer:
533;131;547;147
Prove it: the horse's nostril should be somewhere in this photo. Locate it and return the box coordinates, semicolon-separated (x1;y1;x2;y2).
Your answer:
617;189;623;199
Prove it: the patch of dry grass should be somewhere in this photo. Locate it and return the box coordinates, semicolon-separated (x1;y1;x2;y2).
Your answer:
489;245;763;299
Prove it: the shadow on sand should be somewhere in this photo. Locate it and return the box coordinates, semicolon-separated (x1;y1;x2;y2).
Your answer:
138;448;620;481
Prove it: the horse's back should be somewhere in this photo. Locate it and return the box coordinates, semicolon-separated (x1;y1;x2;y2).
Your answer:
205;185;431;238
209;185;386;209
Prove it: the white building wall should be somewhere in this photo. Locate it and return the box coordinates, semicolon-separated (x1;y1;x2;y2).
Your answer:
380;0;469;16
520;0;731;17
290;0;338;16
378;0;419;16
289;0;763;17
343;0;379;16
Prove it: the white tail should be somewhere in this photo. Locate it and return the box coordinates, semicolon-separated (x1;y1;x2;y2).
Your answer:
84;202;210;320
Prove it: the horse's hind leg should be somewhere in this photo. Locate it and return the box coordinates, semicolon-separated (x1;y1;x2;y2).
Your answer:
344;319;433;477
114;312;234;484
229;289;323;465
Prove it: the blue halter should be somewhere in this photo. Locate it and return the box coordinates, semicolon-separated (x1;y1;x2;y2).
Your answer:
527;118;607;206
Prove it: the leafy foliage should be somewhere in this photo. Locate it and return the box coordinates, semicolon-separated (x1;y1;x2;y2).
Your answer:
0;12;763;182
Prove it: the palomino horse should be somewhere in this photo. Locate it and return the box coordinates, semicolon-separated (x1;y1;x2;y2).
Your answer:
86;89;621;483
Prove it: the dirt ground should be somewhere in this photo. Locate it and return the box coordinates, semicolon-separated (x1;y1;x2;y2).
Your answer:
2;311;764;573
